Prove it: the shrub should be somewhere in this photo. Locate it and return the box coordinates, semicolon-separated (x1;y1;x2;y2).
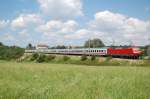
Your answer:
45;55;56;62
63;56;70;61
81;55;87;61
36;54;46;63
147;46;150;57
30;53;39;61
0;45;24;60
91;55;96;61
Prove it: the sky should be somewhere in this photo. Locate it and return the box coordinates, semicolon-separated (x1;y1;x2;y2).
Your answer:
0;0;150;47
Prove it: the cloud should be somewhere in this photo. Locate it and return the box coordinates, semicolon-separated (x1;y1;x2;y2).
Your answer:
64;29;88;39
11;13;44;29
37;0;83;19
18;30;30;37
35;19;80;45
88;10;150;45
37;20;78;36
0;20;9;28
36;11;150;46
2;9;150;46
90;11;126;32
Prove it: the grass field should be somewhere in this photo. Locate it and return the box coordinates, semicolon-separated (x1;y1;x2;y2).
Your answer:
0;61;150;99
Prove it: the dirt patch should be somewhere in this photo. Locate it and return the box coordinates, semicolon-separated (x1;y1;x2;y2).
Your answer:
98;57;106;62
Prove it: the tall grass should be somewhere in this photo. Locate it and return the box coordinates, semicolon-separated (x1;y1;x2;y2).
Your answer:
0;61;149;99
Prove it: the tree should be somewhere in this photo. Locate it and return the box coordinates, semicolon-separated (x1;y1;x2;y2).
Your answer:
30;53;39;61
0;44;24;60
36;54;46;63
91;55;96;61
81;55;87;61
26;43;33;49
51;45;67;49
147;46;150;59
0;42;3;46
84;38;105;48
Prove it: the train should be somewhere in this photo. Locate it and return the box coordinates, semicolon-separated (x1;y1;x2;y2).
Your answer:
25;47;143;59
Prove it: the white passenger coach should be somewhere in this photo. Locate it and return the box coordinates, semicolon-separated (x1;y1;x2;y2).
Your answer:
25;48;108;56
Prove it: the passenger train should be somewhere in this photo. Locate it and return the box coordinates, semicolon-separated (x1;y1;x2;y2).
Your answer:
25;47;143;59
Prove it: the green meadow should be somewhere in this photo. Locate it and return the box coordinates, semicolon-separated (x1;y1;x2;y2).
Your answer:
0;61;150;99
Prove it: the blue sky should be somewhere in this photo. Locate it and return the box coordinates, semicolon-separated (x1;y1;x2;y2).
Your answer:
0;0;150;47
84;0;150;19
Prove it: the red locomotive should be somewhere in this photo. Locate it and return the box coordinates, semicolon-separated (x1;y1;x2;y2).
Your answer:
107;47;142;59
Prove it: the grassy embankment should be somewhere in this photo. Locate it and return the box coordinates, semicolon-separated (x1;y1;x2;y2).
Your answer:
22;53;150;67
0;61;150;99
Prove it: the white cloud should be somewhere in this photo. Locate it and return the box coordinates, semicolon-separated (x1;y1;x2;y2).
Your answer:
37;20;78;35
37;11;150;46
88;10;150;45
2;9;150;46
90;11;126;31
18;30;30;37
11;13;44;29
124;18;150;33
61;20;78;33
64;29;88;39
36;19;80;45
0;20;9;28
38;0;83;19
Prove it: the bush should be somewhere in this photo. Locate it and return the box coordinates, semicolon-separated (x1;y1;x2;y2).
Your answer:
91;55;96;61
30;53;39;61
81;55;87;61
45;55;56;62
106;56;112;61
147;46;150;57
36;54;46;63
63;56;70;61
0;45;24;60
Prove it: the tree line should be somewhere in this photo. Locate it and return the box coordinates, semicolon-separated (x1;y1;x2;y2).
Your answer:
0;42;24;60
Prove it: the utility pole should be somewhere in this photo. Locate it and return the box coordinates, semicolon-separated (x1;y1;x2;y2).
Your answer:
147;38;150;58
89;39;91;56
